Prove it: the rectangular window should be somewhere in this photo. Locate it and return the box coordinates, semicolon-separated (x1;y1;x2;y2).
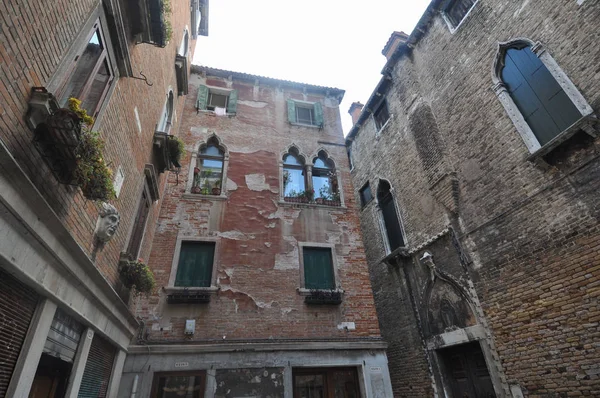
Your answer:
359;183;373;207
151;371;206;398
374;100;390;130
196;85;238;114
303;247;335;290
127;188;151;258
56;21;114;119
293;368;360;398
296;105;314;125
444;0;476;28
287;99;324;127
207;92;228;110
175;242;215;287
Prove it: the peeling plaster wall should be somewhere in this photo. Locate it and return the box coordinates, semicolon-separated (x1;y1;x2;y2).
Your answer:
137;71;381;342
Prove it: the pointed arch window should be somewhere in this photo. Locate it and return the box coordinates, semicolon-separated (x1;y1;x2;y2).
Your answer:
493;40;594;154
192;138;224;195
312;152;339;204
283;150;306;199
377;180;405;253
157;91;174;134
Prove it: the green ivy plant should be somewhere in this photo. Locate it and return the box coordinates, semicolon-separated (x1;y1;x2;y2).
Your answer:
120;258;156;294
167;135;185;164
68;98;116;201
161;0;173;43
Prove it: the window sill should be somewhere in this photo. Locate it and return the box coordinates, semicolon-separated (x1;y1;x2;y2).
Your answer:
297;288;344;296
278;201;346;211
290;122;322;129
380;246;410;266
197;109;236;117
182;193;228;201
164;286;219;295
526;113;598;161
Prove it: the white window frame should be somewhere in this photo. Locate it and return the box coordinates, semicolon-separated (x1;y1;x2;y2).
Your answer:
297;242;343;294
441;0;479;33
164;235;221;295
491;39;594;156
157;89;175;134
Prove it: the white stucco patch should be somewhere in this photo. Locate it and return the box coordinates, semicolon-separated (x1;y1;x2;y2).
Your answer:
245;174;271;191
264;242;272;248
238;100;268;108
274;236;299;270
226;178;238;191
218;230;254;240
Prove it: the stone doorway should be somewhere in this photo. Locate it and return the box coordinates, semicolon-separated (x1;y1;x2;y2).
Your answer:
438;341;496;398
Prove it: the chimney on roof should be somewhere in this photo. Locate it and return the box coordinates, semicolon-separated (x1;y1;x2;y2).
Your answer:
382;31;409;61
348;102;364;125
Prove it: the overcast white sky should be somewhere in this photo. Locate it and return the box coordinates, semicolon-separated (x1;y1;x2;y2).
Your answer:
193;0;431;134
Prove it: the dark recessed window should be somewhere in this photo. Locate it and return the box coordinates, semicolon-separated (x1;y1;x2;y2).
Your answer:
359;183;373;207
175;241;215;287
377;180;405;251
444;0;476;28
374;100;390;130
207;92;228;110
303;247;335;290
296;105;314;125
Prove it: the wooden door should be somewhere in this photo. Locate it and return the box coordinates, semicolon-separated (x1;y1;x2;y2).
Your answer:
440;342;496;398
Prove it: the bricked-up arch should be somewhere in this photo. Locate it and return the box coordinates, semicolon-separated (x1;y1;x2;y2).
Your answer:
409;102;446;184
376;180;405;253
492;39;593;153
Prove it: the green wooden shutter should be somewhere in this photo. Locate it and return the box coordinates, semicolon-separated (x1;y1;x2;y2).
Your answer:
313;102;324;127
287;99;297;123
175;242;215;287
196;85;209;110
303;248;335;290
227;89;238;114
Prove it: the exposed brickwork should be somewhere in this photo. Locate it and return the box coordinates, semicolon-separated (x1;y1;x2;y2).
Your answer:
0;0;195;288
348;0;600;396
137;69;382;343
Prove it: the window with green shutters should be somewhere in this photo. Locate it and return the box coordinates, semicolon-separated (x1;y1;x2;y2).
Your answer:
303;247;335;290
175;241;215;287
287;99;324;127
196;84;238;114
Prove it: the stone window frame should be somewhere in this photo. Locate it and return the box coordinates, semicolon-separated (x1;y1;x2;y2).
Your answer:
296;241;343;295
183;133;229;200
164;235;221;295
123;177;153;259
156;89;175;134
178;26;190;57
374;178;408;256
278;144;346;208
491;38;594;156
359;182;374;209
441;0;479;34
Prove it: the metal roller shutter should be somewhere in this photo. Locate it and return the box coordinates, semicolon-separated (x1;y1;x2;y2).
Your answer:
0;268;39;396
77;335;116;398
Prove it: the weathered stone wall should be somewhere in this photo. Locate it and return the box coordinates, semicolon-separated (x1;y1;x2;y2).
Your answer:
349;0;600;396
138;70;381;342
0;0;195;288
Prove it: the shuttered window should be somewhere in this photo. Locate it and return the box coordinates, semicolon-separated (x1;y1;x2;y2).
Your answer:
175;242;215;287
77;335;116;398
287;99;324;127
501;46;581;146
127;188;151;258
0;269;39;397
303;248;335;290
196;85;238;114
444;0;476;27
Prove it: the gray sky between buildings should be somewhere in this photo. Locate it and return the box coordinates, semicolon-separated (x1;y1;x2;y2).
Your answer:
193;0;431;135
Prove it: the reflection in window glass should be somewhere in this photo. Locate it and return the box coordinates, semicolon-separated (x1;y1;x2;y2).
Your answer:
62;30;103;107
283;154;305;197
81;59;110;114
193;144;224;195
155;374;204;398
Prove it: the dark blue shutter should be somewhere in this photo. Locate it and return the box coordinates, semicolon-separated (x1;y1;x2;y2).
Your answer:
78;335;115;398
303;248;335;290
502;47;581;146
175;242;215;287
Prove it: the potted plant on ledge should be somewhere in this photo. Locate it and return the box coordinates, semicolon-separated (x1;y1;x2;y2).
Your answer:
119;256;156;294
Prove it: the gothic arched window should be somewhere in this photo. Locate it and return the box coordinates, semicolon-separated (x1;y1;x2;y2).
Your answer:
377;180;405;252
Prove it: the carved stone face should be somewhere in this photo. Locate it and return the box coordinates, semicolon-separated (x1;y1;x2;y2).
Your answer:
95;204;120;243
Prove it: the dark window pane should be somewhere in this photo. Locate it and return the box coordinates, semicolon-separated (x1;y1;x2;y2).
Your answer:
303;248;335;290
156;375;204;398
80;58;111;116
359;184;373;207
294;374;325;398
377;181;405;250
61;30;104;105
297;106;314;125
374;101;390;130
208;93;227;109
283;167;305;196
445;0;476;27
332;370;360;398
502;46;581;145
175;242;215;287
127;190;150;257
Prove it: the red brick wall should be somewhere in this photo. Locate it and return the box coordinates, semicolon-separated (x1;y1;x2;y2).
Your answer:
137;72;382;341
0;0;195;288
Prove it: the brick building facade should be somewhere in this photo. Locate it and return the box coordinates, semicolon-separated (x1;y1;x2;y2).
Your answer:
346;0;600;397
119;66;394;397
0;0;207;395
